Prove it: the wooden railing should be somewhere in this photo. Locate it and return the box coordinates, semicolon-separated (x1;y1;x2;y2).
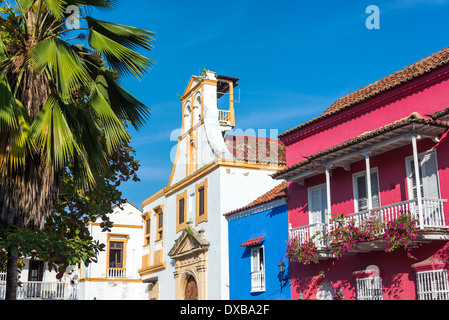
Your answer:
218;110;231;123
289;198;447;250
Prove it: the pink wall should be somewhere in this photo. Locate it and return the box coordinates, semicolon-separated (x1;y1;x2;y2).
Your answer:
288;136;449;229
290;241;449;300
282;65;449;166
283;63;449;300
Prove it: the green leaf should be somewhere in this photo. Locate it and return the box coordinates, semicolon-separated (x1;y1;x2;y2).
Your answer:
43;0;67;18
89;83;131;153
30;94;79;168
95;69;150;130
86;19;154;79
29;37;92;100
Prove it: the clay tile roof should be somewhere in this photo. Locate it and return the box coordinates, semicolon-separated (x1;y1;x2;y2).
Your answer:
279;46;449;138
224;182;288;217
224;135;286;165
241;236;265;247
273;113;449;179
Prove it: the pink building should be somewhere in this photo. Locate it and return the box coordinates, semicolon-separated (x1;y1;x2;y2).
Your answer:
274;47;449;300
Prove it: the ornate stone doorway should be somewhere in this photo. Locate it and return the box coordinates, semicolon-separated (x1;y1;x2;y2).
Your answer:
168;221;210;300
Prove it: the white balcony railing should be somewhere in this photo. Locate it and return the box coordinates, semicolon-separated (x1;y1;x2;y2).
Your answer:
107;268;126;278
250;270;266;293
289;223;328;250
0;280;77;300
348;198;447;230
289;198;447;250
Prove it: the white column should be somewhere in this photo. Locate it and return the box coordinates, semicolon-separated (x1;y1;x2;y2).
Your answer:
364;153;373;211
325;165;332;220
412;135;424;229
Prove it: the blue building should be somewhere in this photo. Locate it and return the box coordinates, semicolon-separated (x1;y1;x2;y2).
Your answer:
225;182;290;300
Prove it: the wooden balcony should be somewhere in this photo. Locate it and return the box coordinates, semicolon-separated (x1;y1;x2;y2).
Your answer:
289;198;449;259
218;109;235;127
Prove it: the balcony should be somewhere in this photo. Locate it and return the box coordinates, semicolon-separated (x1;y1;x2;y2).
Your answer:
218;109;235;127
0;277;78;300
250;270;266;293
107;267;126;279
289;198;449;259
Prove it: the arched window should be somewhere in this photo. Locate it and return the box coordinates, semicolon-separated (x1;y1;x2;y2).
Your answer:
193;93;202;125
188;140;196;175
316;279;335;300
184;103;192;132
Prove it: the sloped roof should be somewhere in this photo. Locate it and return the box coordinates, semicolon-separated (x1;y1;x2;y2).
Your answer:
273;113;449;180
224;182;288;217
241;236;265;247
412;257;449;272
224;135;286;165
279;46;449;138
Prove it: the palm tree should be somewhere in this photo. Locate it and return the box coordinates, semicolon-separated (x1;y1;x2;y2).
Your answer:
0;0;153;299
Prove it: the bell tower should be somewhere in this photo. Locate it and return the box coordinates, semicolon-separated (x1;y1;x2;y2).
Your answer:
168;70;239;187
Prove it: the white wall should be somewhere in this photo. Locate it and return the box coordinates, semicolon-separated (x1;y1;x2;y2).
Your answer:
78;201;145;300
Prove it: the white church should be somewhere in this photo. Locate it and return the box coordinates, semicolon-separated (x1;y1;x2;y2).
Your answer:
138;70;285;300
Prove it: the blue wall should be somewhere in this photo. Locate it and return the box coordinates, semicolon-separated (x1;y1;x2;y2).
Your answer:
227;202;291;300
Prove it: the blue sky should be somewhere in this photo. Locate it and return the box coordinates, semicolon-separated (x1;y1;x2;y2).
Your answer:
92;0;449;208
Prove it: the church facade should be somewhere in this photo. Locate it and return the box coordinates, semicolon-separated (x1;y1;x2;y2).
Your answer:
138;70;285;300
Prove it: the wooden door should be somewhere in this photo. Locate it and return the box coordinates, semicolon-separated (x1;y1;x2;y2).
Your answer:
185;276;198;300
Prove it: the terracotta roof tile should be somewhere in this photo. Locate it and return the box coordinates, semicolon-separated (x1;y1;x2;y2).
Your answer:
279;47;449;138
224;182;288;216
224;135;286;165
273;113;449;179
241;236;265;247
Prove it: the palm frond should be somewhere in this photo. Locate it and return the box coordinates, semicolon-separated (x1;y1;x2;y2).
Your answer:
42;0;67;18
13;0;35;15
0;37;8;60
89;83;131;153
95;69;150;130
0;73;32;171
30;94;79;169
86;16;154;51
86;17;154;79
0;72;19;131
3;99;32;170
29;36;92;100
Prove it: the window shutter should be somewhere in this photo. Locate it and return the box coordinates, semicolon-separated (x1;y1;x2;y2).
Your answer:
355;171;380;211
422;152;440;199
357;175;368;211
199;187;205;216
251;248;258;272
309;186;327;224
410;158;424;199
258;247;264;271
320;186;328;217
409;151;439;200
371;172;380;208
179;198;185;224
